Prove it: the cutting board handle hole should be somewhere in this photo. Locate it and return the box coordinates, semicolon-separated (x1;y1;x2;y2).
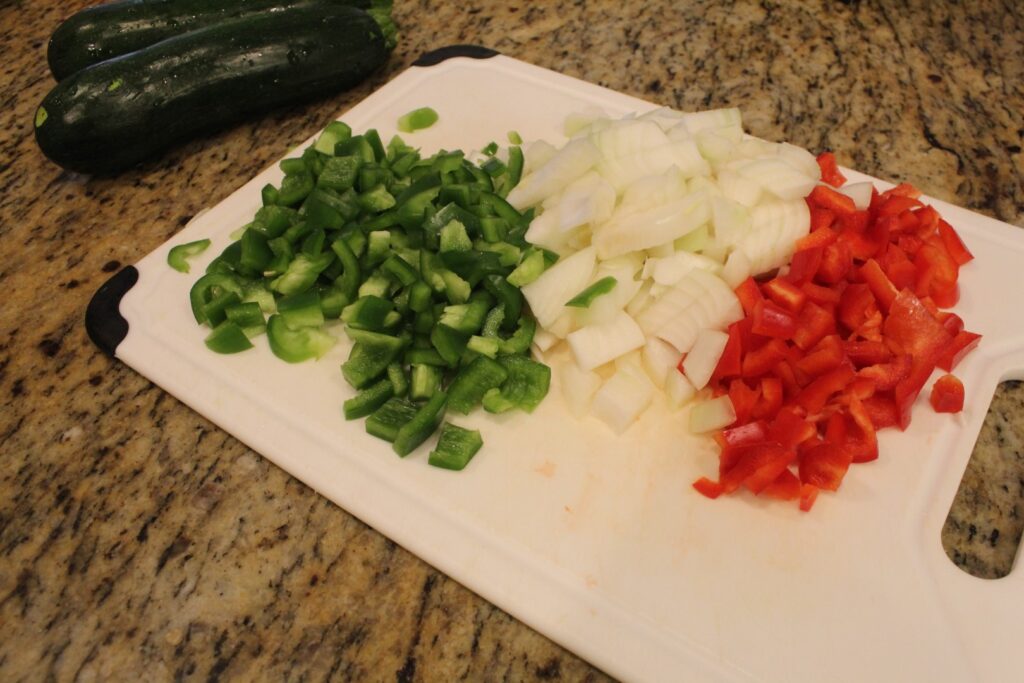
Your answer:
941;380;1024;579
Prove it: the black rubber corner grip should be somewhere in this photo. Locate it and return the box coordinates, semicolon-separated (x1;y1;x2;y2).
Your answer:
86;265;138;357
413;45;499;67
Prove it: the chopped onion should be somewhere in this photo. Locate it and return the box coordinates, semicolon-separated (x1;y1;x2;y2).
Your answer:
838;181;873;210
642;336;681;388
566;310;645;371
665;369;697;409
508;137;601;210
593;190;710;259
521;246;596;328
721;249;752;288
680;107;742;136
590;364;655;434
733;156;817;201
688;395;737;433
559;361;602;417
682;328;730;390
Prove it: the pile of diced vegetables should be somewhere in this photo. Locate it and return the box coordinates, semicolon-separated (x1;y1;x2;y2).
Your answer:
175;103;980;509
179;118;554;471
508;107;979;510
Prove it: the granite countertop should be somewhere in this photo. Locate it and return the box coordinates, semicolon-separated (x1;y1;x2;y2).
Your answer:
2;1;1024;680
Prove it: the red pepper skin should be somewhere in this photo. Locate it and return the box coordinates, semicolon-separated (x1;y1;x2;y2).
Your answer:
763;277;807;313
796;360;856;415
693;477;724;499
751;300;798;338
795;226;838;253
930;374;965;413
791;301;835;351
710;322;744;383
816;152;847;188
735;277;764;316
762;469;801;500
787;247;823;284
728;379;761;425
714;420;769;449
799;483;820;512
809;185;857;214
720;443;794;494
937;331;982;372
859;259;897;312
937;220;974;265
799;441;853;491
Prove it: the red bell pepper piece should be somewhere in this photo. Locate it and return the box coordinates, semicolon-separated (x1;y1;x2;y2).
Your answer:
710;322;744;382
936;330;981;372
799;483;820;512
816;152;847;188
796;360;856;415
720;443;795;495
734;277;764;316
768;406;816;449
843;339;891;366
937;219;974;265
741;338;789;378
801;281;842;306
879;182;921;200
791;301;835;351
787;247;823;284
762;469;802;501
809;185;857;215
862;394;899;429
795;334;844;377
799;441;853;492
859;259;897;312
751;299;798;339
714;420;769;450
857;354;911;392
728;379;761;425
838;283;876;333
795;225;839;253
883;289;952;361
763;277;807;313
692;477;724;499
930;374;965;413
817;239;853;284
753;377;784;419
877;194;923;218
846;398;879;463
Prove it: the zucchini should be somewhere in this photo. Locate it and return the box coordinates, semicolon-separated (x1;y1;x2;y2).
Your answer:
34;6;395;175
46;0;391;81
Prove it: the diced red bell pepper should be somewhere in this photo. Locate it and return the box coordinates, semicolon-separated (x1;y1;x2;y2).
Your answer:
859;259;898;312
809;207;836;233
878;244;917;291
893;361;934;430
762;469;802;501
862;394;899;429
879;182;921;200
817;239;853;284
763;277;807;313
795;334;844;377
930;374;965;414
799;441;853;492
711;322;744;382
720;443;795;494
914;240;959;300
796;225;839;253
735;277;764;316
742;338;789;378
816;152;847;188
937;219;974;265
801;281;842;306
930;282;959;308
838;283;876;333
846;398;879;463
796;360;856;415
753;377;784;419
791;301;835;351
809;185;857;215
751;299;798;338
938;311;965;336
857;354;912;392
843;339;891;366
768;407;816;449
799;483;820;511
936;330;982;372
692;477;724;499
882;289;952;362
714;420;769;450
877;194;923;218
728;379;761;425
787;247;823;285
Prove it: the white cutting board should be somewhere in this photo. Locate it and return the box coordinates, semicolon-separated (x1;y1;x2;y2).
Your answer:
95;51;1024;682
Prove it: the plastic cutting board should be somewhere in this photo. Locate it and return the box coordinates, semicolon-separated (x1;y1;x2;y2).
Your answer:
87;47;1024;683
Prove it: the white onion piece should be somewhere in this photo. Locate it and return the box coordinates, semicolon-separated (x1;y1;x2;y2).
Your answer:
734;138;778;158
682;328;730;390
556;171;617;232
711;195;752;248
838;181;873;210
564;106;607;138
598;142;710;191
523;139;558;175
560;361;602;417
680;108;742;135
674;224;711;252
642;336;681;389
532;327;560;353
649;270;742;352
573;265;643;327
567;310;645;371
777;142;822;180
643;251;721;286
696;128;737;165
508;137;601;210
619;167;688;210
521;246;596;328
736;199;811;276
721;249;752;288
592;119;669;160
625;279;655;318
689;395;737;433
734;156;817;201
590;364;655;434
593;190;710;259
637;106;687;132
546;310;576;340
716;168;762;208
666;370;697;409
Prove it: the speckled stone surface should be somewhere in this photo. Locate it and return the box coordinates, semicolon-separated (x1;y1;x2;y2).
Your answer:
2;1;1024;680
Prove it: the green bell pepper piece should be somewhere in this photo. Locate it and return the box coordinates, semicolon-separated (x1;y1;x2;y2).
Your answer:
393;391;447;457
428;423;483;471
447;356;508;414
167;239;211;273
204;321;253;354
343;378;394;420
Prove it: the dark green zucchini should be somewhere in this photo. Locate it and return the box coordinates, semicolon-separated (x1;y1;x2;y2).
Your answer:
47;0;390;81
35;6;395;175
